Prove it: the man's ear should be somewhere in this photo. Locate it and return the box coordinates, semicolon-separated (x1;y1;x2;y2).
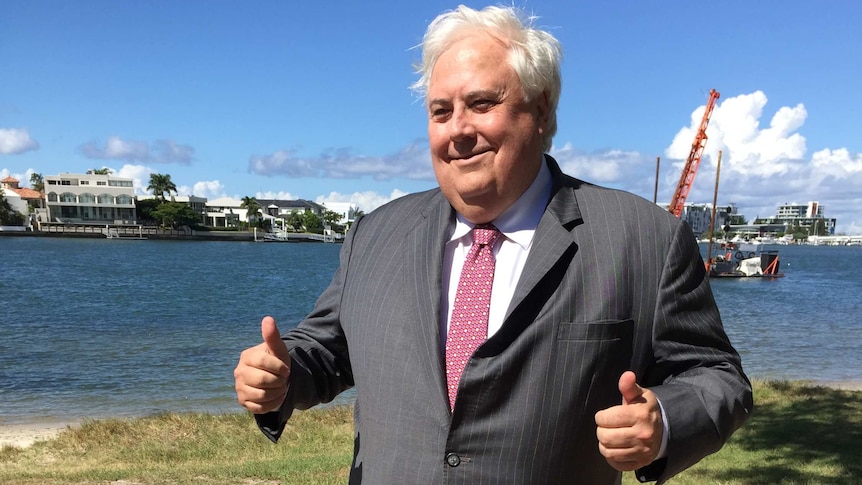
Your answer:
536;91;550;131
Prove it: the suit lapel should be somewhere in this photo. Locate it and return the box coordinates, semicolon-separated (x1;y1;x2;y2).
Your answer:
505;158;582;322
408;193;454;417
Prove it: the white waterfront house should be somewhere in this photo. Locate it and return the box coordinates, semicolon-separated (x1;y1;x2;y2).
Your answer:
204;197;247;228
0;176;36;218
137;194;208;224
204;197;330;229
43;173;137;224
321;201;359;225
256;199;326;219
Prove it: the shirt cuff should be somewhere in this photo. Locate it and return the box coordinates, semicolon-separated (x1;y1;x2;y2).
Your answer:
655;396;670;459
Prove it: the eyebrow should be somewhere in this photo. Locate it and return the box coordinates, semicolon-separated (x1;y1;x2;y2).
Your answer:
428;89;503;107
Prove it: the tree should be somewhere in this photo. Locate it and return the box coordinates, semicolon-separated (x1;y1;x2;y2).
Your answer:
151;201;200;229
240;196;262;228
87;168;112;175
147;173;178;201
0;188;25;226
301;211;323;233
727;214;747;225
135;198;162;224
29;173;44;193
27;172;46;209
322;210;343;226
811;219;827;237
286;211;305;231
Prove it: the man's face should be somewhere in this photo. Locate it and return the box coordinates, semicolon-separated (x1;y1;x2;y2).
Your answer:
427;32;548;223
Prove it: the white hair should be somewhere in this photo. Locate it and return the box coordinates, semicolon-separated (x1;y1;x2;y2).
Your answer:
411;5;562;152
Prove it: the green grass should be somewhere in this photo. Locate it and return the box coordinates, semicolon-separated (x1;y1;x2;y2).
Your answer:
626;380;862;485
0;407;354;485
2;381;860;484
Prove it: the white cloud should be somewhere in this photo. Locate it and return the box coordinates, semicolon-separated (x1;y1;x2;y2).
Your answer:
550;143;647;183
79;136;194;164
660;90;862;234
666;90;808;178
80;136;148;161
315;189;408;213
0;128;39;154
256;190;299;200
114;164;154;195
152;139;194;164
248;141;433;181
187;180;225;199
810;148;862;177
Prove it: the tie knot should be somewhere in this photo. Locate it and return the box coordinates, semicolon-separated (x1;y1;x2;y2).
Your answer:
472;224;500;247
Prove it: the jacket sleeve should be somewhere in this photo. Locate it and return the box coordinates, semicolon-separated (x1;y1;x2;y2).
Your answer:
254;216;363;442
637;221;753;483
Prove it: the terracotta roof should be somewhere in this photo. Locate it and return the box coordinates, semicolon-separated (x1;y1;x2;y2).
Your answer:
6;187;42;199
1;176;19;183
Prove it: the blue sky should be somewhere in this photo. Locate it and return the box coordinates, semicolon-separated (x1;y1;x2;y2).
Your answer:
3;1;861;233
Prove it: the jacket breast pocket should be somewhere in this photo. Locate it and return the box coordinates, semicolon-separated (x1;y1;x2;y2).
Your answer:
556;319;634;342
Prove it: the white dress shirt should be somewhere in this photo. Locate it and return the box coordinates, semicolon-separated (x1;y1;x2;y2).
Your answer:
441;156;552;343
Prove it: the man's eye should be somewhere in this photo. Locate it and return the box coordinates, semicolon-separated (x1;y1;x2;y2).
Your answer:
472;100;496;111
431;108;451;119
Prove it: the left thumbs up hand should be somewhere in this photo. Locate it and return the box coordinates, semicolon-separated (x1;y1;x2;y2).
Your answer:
594;371;663;471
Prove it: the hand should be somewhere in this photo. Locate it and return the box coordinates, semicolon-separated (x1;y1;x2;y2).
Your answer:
595;371;663;471
234;316;292;414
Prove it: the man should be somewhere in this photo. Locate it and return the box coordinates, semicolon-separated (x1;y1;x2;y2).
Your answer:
234;5;752;483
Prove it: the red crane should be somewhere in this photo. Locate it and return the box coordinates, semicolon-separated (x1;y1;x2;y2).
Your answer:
668;89;720;218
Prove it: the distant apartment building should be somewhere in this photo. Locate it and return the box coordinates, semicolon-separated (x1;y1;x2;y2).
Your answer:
43;173;137;224
764;201;836;235
679;203;733;236
656;202;733;236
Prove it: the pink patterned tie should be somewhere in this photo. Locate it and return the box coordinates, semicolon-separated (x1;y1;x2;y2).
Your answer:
446;224;501;410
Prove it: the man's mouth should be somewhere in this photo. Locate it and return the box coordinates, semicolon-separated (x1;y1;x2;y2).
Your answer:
449;149;491;162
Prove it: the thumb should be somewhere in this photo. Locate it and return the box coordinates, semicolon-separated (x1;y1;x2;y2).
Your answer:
619;370;645;405
261;316;289;362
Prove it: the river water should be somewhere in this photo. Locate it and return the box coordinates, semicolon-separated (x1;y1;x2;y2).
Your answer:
1;236;859;425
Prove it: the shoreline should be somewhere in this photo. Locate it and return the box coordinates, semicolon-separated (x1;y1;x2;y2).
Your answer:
0;228;343;243
3;379;860;450
0;420;81;449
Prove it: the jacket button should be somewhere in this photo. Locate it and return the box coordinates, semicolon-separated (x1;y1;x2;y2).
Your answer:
445;452;461;467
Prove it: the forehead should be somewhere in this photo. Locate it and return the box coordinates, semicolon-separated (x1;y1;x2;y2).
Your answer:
427;32;517;96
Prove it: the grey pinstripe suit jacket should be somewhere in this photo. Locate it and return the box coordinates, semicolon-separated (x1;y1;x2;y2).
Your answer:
256;156;752;484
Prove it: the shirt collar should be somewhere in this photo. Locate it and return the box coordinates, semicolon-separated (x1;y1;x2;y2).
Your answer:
449;155;553;249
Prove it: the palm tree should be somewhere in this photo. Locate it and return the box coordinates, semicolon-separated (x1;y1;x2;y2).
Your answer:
29;173;44;193
86;168;112;175
28;173;46;209
147;173;178;202
322;210;343;226
240;196;262;228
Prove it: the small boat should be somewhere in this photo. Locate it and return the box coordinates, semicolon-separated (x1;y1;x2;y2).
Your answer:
707;242;783;278
697;151;783;279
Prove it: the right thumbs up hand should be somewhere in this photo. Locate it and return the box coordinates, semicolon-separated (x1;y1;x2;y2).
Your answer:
234;316;292;414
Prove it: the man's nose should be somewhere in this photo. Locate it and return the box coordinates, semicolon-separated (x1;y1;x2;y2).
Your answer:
449;108;477;141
